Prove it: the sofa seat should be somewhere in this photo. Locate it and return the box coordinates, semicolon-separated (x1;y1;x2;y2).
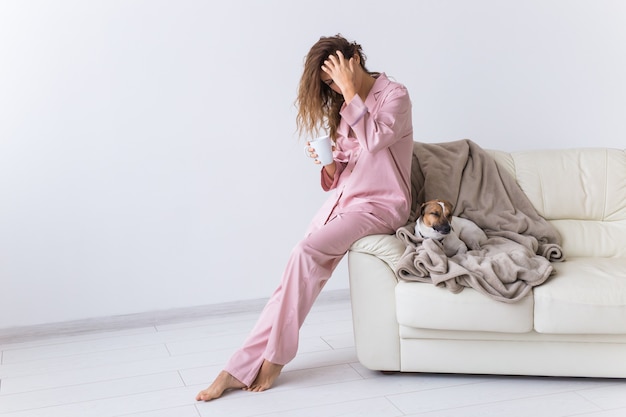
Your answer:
396;281;534;333
394;257;626;336
535;257;626;334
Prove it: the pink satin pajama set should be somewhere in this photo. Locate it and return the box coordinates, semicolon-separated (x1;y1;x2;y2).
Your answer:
224;73;414;386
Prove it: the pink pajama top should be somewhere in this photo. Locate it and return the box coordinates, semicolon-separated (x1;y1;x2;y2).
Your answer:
312;73;414;231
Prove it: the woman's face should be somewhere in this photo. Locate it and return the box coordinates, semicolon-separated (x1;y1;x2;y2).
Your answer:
319;51;363;97
320;73;342;95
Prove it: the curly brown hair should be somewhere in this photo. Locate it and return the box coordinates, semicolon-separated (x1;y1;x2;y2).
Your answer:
295;34;371;140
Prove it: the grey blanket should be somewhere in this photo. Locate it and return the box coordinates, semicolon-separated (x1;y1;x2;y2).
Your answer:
395;139;565;303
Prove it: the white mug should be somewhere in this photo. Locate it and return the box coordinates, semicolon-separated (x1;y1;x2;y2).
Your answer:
304;135;334;165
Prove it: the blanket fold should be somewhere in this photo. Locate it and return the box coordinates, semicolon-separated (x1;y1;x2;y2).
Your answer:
396;139;565;303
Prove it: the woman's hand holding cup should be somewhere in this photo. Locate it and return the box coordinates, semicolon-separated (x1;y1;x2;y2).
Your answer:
304;135;334;166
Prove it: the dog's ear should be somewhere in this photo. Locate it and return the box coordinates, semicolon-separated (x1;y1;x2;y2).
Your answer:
420;202;428;216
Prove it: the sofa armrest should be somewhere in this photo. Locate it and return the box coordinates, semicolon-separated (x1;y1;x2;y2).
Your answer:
348;234;405;371
349;233;406;270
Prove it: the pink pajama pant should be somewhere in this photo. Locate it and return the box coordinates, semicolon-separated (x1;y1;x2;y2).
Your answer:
223;211;394;386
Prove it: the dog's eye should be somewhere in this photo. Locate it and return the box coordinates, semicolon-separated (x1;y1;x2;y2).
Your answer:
430;212;440;217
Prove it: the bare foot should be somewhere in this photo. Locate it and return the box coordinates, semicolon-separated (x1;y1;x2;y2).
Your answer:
245;359;284;392
195;370;246;401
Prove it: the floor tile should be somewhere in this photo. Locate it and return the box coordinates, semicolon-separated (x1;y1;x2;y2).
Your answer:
388;375;614;415
116;405;201;417
0;372;183;413
1;350;222;394
402;392;601;417
0;344;170;379
0;327;159;351
574;410;626;417
0;385;201;417
1;326;219;364
252;397;402;417
575;381;626;409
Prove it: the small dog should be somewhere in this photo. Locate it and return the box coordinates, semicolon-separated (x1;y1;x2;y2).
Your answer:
416;199;486;256
416;199;455;241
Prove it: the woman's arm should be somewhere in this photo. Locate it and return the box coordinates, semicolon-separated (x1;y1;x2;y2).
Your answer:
321;160;345;191
341;86;412;154
323;162;337;179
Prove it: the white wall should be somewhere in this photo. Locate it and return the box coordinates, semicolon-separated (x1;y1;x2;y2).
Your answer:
1;0;624;328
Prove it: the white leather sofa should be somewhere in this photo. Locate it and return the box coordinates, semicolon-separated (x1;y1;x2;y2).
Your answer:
348;145;626;378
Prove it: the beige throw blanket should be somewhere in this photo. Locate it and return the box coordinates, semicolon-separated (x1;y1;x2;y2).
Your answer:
395;139;565;303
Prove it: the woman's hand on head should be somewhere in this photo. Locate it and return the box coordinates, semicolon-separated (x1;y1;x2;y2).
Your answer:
321;51;359;103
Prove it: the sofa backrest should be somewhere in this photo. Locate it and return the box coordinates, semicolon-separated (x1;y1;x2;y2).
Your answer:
488;148;626;258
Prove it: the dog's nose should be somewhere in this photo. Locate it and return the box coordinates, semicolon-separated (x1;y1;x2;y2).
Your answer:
434;223;451;234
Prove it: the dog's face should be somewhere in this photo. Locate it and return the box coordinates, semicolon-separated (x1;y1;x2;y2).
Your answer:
418;199;454;238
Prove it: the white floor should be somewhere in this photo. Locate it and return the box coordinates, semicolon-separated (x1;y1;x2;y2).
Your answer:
1;292;626;417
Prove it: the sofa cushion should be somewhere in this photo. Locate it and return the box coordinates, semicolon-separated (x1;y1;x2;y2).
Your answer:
395;280;534;333
490;148;626;258
534;257;626;334
491;148;626;221
549;219;626;258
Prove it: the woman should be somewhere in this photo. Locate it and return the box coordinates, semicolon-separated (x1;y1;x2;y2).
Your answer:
196;34;413;401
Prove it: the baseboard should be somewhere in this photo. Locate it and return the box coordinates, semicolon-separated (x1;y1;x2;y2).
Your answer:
0;289;351;345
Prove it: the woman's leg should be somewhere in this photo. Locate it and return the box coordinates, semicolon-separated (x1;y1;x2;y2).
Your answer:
196;212;392;400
